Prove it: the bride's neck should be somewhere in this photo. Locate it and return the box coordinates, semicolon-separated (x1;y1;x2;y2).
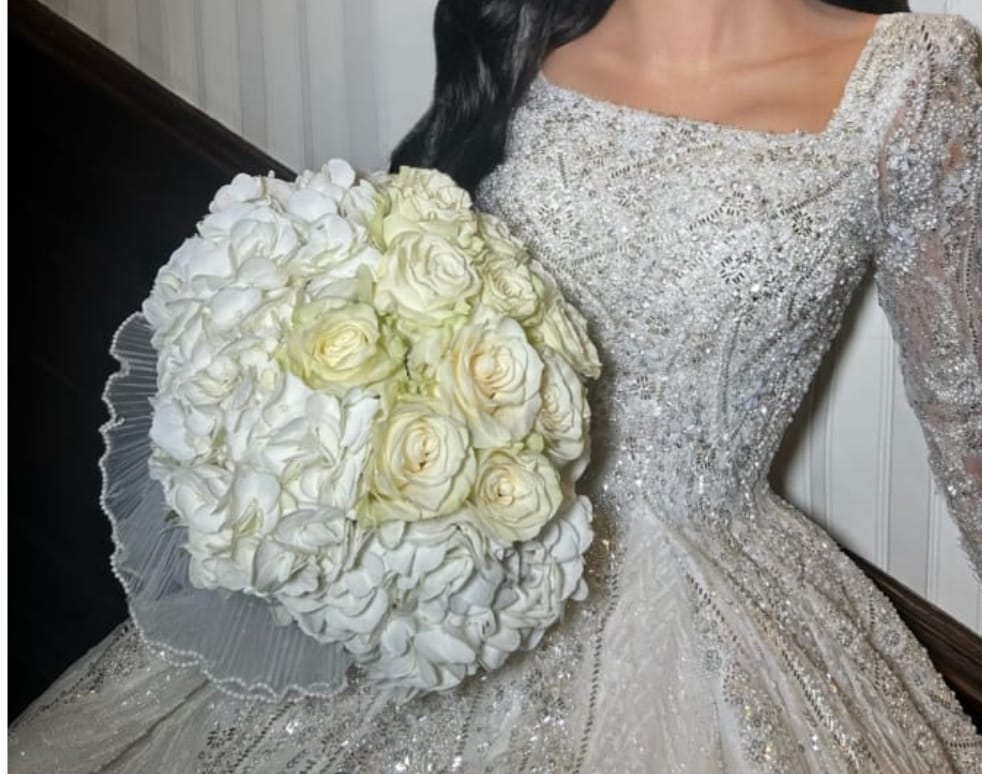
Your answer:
601;0;829;72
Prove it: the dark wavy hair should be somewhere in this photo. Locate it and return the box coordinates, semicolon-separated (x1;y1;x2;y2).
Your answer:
387;0;910;194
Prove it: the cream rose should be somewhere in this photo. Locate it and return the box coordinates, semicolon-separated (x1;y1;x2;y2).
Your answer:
376;166;483;257
530;276;602;380
374;231;482;324
476;211;529;263
473;448;563;543
535;348;590;473
280;299;406;395
360;397;477;526
436;305;544;449
479;255;544;322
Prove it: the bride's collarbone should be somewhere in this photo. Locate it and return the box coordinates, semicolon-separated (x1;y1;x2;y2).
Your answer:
539;16;880;135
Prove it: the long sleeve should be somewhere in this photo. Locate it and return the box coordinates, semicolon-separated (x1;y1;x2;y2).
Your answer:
873;14;982;584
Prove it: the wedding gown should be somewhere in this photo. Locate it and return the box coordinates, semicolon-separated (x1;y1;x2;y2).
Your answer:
9;11;982;773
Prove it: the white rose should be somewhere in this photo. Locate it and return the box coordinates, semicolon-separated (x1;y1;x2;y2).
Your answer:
472;448;563;543
436;305;544;449
479;255;544;322
535;348;590;475
476;211;529;263
529;266;602;380
374;231;482;325
383;166;472;222
532;301;602;380
375;166;483;256
361;397;477;525
280;298;407;395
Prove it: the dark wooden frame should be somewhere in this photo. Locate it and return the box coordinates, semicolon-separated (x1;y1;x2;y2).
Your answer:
11;0;981;733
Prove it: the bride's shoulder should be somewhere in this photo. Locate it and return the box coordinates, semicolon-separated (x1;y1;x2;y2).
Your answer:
861;11;981;128
876;12;980;70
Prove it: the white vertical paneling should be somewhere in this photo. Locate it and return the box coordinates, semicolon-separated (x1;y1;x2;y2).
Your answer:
926;485;944;600
160;1;202;107
884;356;932;595
101;0;139;66
810;360;835;531
873;305;894;568
340;0;381;172
236;0;267;150
260;0;304;172
196;0;242;133
931;487;981;625
778;389;815;518
825;285;882;556
301;0;350;167
38;0;982;635
371;0;440;165
134;0;165;82
66;0;104;40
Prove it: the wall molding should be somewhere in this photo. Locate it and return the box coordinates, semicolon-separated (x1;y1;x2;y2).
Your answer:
11;0;292;181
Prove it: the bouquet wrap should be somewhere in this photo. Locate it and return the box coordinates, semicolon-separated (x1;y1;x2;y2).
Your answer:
101;160;602;702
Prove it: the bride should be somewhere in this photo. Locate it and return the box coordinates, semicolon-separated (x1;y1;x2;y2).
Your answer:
9;0;982;771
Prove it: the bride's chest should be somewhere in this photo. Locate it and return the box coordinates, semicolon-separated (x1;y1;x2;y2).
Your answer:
474;110;882;342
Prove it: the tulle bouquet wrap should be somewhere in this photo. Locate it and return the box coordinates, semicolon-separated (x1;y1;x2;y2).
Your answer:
102;159;602;702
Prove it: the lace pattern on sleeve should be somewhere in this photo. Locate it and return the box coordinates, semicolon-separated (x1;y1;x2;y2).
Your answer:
873;15;982;583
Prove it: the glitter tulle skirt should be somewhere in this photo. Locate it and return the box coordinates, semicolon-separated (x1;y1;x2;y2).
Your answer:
9;481;982;773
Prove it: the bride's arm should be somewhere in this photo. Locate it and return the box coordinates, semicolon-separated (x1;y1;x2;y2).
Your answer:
872;14;982;583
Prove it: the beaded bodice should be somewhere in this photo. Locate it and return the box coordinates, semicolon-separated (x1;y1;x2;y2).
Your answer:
474;12;982;571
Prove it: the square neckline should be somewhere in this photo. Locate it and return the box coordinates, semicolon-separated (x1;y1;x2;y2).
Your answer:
532;12;897;142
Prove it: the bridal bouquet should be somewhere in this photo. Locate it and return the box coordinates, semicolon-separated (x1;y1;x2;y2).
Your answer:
137;159;601;695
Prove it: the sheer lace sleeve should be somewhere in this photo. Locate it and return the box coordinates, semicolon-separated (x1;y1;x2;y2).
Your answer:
873;14;982;583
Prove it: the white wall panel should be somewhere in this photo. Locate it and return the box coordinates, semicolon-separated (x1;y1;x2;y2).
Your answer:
37;0;982;633
100;0;139;67
65;0;103;40
371;0;440;168
196;0;242;133
300;0;351;172
134;0;164;81
339;0;382;172
260;0;305;171
159;0;202;106
235;0;267;149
